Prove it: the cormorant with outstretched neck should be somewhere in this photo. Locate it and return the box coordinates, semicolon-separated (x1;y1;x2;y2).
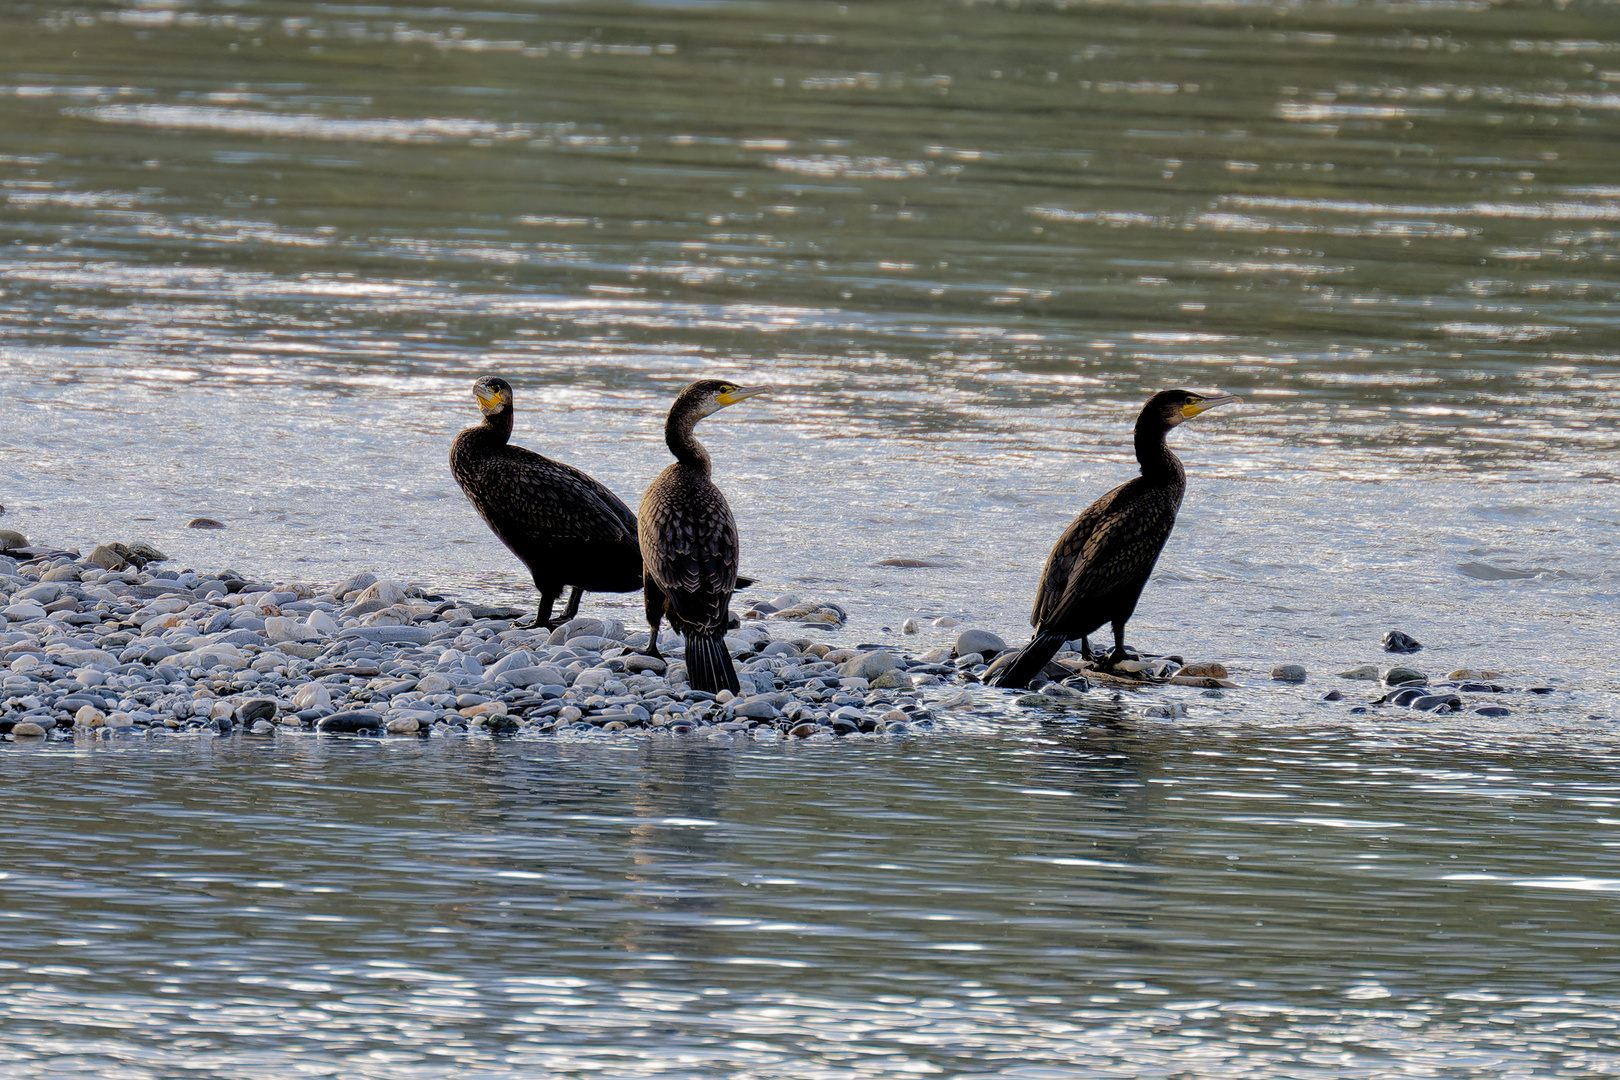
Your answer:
450;376;643;628
639;379;770;694
988;388;1240;690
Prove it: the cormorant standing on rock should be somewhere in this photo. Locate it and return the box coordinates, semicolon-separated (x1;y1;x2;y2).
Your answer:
639;379;770;694
450;376;643;628
988;388;1240;690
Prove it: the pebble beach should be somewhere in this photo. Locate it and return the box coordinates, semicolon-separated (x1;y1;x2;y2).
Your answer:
1;533;1551;744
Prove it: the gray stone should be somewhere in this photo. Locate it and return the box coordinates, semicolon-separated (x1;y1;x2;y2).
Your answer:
0;529;29;552
1383;666;1427;686
1271;664;1307;682
1338;665;1381;680
498;664;567;689
339;625;432;645
735;697;779;719
1382;630;1422;654
330;572;378;599
954;629;1006;659
623;654;666;675
187;518;226;530
17;583;62;605
485;650;540;679
250;719;276;734
842;650;896;680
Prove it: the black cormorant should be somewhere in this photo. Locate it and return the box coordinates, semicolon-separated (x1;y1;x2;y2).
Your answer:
450;376;643;628
988;388;1240;689
639;379;770;694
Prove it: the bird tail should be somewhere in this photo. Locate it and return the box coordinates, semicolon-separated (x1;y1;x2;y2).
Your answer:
685;633;740;694
986;632;1069;690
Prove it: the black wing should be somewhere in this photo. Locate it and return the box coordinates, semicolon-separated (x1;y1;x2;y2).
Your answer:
639;465;738;636
1033;479;1179;634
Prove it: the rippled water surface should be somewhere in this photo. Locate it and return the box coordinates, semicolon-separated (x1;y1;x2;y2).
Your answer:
3;0;1619;1073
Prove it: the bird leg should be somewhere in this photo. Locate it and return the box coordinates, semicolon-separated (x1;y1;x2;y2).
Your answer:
516;589;561;631
1101;622;1130;670
1079;636;1094;662
640;576;666;660
556;586;584;625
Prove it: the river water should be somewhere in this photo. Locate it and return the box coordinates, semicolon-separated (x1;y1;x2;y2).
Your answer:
2;0;1619;1075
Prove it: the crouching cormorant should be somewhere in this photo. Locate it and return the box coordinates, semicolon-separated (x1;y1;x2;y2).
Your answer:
988;388;1240;690
450;376;643;628
639;379;770;694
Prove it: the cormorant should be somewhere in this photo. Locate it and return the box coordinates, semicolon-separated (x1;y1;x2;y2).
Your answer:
988;388;1240;690
449;376;643;628
639;379;770;694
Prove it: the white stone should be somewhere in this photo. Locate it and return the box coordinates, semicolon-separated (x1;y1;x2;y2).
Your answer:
354;580;406;607
74;705;106;728
140;598;189;616
8;653;40;673
104;712;135;728
189;644;248;671
264;616;316;643
386;717;420;734
292;683;332;710
572;667;611;689
932;616;958;627
416;674;452;693
305;609;339;636
902;619;919;634
3;602;48;622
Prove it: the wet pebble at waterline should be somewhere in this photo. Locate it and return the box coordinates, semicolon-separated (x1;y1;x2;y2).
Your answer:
0;545;1574;742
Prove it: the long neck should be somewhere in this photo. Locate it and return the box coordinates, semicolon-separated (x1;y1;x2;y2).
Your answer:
665;405;711;473
1134;419;1183;484
482;405;513;445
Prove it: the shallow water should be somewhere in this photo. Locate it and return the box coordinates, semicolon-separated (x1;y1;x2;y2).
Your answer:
8;726;1620;1078
2;0;1619;1073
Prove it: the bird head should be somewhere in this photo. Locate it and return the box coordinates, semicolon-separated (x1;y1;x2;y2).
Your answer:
677;379;773;420
472;376;513;417
1150;388;1242;427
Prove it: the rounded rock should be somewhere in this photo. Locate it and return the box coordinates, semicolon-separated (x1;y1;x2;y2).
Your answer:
1383;666;1427;686
11;721;47;737
1382;630;1422;654
186;518;226;530
1271;664;1307;682
954;629;1006;659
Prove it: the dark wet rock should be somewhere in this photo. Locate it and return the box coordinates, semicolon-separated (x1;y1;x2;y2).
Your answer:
485;715;521;735
953;629;1006;659
1271;664;1307;682
1383;666;1427;686
1348;706;1368;714
233;699;276;724
1456;682;1506;693
1409;693;1462;712
1382;630;1422;653
1528;686;1556;695
0;529;29;552
1473;705;1512;717
187;518;226;530
1321;689;1344;701
318;710;383;733
1385;688;1429;707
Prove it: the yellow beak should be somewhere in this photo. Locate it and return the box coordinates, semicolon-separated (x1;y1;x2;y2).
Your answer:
475;387;504;410
1182;393;1241;419
717;385;772;407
